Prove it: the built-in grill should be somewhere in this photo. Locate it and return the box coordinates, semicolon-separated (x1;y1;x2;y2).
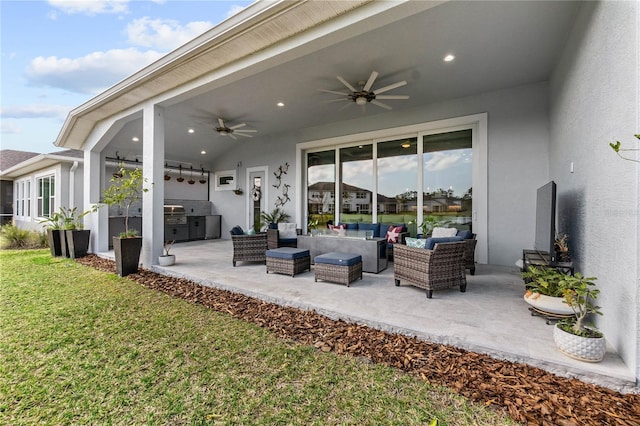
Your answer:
164;205;187;225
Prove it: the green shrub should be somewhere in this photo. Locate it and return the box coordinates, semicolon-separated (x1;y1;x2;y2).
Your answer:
0;224;48;250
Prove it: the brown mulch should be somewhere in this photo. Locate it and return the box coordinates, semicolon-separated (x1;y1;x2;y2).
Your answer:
76;255;640;426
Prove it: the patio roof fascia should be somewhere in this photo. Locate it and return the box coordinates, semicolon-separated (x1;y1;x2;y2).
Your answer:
0;154;85;179
53;0;389;151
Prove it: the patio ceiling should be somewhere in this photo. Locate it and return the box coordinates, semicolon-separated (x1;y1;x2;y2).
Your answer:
99;1;581;165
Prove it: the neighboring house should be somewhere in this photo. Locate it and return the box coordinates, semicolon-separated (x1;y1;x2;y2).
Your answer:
0;149;85;231
50;2;639;386
0;150;39;226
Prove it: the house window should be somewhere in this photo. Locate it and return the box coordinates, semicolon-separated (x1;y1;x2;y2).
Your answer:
14;179;31;218
37;175;55;218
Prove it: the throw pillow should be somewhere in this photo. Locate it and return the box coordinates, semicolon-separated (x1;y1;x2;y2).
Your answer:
230;225;244;236
246;228;256;235
432;227;457;238
405;237;426;248
456;229;473;239
385;225;403;243
424;236;464;250
277;222;298;239
328;223;347;236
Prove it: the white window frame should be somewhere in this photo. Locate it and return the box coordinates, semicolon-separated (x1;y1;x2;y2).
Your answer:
36;173;56;219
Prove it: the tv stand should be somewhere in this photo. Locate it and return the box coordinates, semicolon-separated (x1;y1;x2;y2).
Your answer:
522;249;574;275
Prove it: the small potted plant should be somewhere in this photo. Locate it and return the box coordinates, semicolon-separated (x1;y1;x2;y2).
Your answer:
259;207;291;230
159;240;176;266
553;273;605;362
102;166;149;276
554;233;571;264
521;266;574;316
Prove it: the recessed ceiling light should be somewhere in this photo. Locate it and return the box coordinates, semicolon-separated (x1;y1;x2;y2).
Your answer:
132;137;139;142
277;102;285;107
188;128;194;133
201;150;206;155
443;54;455;62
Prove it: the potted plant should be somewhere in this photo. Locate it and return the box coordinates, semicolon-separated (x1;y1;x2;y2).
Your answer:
554;233;571;264
102;166;149;276
158;240;176;266
259;207;291;230
39;211;64;257
553;273;605;362
521;266;574;316
59;206;97;259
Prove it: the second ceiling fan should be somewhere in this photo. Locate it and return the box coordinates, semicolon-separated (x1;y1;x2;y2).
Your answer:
214;118;256;140
320;70;409;110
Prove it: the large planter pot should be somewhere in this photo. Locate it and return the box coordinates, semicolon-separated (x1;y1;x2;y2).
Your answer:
158;254;175;266
65;229;91;259
59;230;71;258
113;236;142;277
46;229;63;257
523;292;574;317
553;323;606;362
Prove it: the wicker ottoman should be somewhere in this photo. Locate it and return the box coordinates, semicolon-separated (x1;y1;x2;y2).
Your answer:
266;247;311;277
314;252;363;287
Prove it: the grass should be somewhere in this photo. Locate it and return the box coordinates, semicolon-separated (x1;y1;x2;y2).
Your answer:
0;249;514;425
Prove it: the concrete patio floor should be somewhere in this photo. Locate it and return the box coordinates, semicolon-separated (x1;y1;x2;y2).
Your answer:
98;239;637;393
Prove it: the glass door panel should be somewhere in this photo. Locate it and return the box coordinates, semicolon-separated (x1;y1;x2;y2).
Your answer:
340;144;373;223
307;150;336;229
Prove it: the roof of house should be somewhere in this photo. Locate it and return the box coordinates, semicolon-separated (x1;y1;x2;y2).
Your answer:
0;150;40;173
0;149;84;179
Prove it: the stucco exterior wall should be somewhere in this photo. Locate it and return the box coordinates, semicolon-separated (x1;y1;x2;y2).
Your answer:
213;81;551;268
550;1;639;382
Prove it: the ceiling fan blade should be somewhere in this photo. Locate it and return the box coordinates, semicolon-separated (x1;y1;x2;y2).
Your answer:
324;98;350;104
363;71;379;91
339;102;354;111
235;129;257;133
371;100;392;110
337;76;357;93
374;80;407;94
319;89;350;96
229;123;246;130
218;118;225;128
236;133;253;138
228;133;237;140
376;95;410;100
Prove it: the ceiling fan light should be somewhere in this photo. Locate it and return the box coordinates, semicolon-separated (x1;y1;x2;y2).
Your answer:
355;96;367;106
219;130;228;136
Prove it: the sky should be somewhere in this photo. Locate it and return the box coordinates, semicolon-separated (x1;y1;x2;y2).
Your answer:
1;0;253;155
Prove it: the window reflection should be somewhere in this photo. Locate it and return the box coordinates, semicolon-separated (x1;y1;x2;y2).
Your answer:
340;144;373;222
307;150;335;229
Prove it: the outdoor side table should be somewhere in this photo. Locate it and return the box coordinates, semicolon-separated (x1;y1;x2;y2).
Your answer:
314;252;363;287
266;247;311;277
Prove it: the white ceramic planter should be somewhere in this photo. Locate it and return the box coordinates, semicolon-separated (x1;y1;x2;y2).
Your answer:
553;323;606;362
158;254;175;266
523;292;573;316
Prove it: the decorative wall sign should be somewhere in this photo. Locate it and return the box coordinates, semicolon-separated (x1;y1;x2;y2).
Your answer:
214;170;236;191
272;163;291;206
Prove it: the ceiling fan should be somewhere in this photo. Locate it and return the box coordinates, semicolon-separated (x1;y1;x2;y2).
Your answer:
320;71;409;110
213;118;257;140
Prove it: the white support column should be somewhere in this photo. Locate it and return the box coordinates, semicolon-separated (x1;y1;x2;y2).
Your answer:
85;150;107;253
141;104;165;267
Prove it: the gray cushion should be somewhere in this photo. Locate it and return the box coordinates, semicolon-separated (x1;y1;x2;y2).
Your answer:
230;225;244;235
456;229;473;239
266;247;309;260
314;252;362;266
424;236;464;250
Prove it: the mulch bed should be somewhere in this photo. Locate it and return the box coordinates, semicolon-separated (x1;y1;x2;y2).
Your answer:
76;255;640;425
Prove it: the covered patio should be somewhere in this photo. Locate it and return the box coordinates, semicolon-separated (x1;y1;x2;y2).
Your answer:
98;239;636;393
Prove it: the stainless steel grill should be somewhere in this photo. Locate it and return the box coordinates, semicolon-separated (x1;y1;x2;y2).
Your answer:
164;205;187;225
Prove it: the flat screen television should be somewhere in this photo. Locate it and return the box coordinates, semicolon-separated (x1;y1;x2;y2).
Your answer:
534;181;557;261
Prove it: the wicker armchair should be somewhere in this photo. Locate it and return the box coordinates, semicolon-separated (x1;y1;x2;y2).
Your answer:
231;232;268;266
464;234;477;275
266;226;301;249
393;241;466;298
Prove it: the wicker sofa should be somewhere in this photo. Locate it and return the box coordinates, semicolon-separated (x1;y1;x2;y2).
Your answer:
393;241;467;298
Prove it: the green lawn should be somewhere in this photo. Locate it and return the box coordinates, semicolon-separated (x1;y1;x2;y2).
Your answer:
0;250;513;425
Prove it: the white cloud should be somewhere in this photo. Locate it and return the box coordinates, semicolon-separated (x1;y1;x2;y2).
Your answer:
1;121;23;134
1;104;70;120
125;17;213;50
25;48;165;94
48;0;129;16
424;151;462;172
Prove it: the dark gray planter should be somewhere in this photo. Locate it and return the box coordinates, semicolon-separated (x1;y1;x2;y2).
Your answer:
113;236;142;277
46;229;63;257
65;229;91;259
59;230;71;258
